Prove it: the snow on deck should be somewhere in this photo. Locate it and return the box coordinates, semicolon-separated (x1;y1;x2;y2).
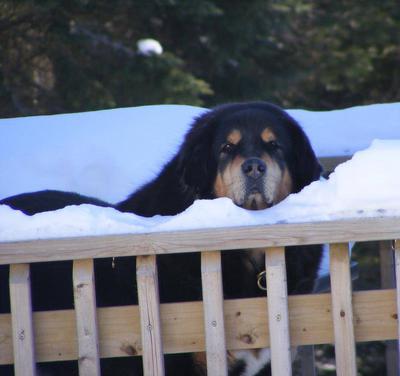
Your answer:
1;138;400;244
1;103;399;203
1;103;400;276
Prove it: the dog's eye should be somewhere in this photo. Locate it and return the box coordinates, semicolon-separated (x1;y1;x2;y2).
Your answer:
220;143;236;154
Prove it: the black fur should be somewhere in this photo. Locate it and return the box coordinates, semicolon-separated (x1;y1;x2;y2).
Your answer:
1;190;110;215
0;102;323;375
117;102;321;217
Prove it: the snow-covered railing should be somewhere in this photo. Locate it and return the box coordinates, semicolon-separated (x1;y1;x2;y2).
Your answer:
0;217;399;375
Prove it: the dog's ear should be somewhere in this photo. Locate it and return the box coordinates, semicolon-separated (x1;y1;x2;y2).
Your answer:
285;115;322;193
176;110;218;197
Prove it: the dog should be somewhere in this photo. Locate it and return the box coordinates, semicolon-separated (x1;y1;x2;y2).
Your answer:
0;102;323;375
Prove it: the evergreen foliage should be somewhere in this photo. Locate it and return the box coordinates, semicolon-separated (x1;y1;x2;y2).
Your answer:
0;0;399;117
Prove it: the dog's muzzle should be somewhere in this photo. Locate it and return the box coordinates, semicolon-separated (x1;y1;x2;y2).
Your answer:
241;158;271;210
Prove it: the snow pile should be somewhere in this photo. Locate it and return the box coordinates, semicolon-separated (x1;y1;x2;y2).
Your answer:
0;105;204;202
1;103;399;279
1;139;399;243
137;39;163;56
1;103;400;203
260;139;400;222
291;102;400;157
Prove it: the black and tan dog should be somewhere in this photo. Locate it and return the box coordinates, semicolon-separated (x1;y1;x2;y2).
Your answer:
1;102;323;375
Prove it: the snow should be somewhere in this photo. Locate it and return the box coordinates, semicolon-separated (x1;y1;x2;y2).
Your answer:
1;102;399;204
137;38;163;56
291;102;400;157
1;102;400;277
1;138;400;244
0;105;204;203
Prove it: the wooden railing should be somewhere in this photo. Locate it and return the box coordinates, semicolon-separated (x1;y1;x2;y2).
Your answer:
0;216;399;375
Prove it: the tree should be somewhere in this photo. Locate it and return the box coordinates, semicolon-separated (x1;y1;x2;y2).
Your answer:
0;0;399;118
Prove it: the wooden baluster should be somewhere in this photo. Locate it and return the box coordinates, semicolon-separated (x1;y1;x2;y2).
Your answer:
329;243;357;376
73;259;101;376
137;255;164;376
265;246;292;376
9;263;36;376
394;239;400;376
201;251;228;375
379;241;399;376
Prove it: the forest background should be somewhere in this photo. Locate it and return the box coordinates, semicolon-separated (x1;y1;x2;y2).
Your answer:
1;0;399;118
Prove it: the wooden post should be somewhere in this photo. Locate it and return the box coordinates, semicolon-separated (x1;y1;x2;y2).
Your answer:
137;255;164;376
201;251;228;375
73;259;101;376
395;240;400;375
380;241;399;376
265;246;292;376
329;243;357;376
9;263;36;376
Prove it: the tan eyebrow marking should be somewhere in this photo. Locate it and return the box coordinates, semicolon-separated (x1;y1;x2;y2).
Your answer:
227;129;242;145
261;128;276;143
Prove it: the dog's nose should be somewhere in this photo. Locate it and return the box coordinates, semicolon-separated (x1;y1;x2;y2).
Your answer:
241;158;266;179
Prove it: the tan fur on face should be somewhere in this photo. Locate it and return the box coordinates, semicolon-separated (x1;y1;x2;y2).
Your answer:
261;128;276;143
213;156;245;204
227;129;242;145
251;153;290;209
275;167;292;203
260;154;293;205
213;153;292;209
214;172;229;198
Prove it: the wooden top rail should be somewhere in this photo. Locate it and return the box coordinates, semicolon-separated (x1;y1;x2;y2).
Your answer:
0;217;399;265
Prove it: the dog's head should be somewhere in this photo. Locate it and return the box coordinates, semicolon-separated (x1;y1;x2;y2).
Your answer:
178;102;321;209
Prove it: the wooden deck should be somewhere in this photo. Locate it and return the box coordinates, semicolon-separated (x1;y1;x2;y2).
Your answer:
0;216;399;374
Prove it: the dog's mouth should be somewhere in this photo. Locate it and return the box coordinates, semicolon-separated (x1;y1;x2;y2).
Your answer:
240;188;273;210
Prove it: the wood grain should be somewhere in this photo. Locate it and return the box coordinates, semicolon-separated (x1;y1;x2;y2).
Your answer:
201;251;227;375
73;259;101;376
0;217;400;264
379;241;399;376
329;243;357;376
9;264;36;376
0;290;396;365
265;247;292;376
137;255;165;376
